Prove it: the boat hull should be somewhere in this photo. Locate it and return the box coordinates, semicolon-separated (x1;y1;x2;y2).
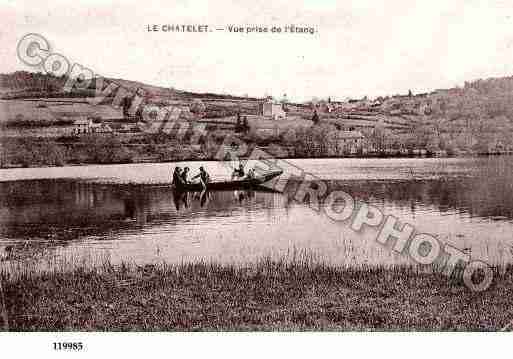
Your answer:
174;169;283;191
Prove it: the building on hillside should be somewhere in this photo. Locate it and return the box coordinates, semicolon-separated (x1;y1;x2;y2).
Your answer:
72;118;93;135
332;101;359;111
315;100;335;113
260;98;286;120
419;102;432;115
111;123;140;133
72;118;115;136
91;123;113;134
335;130;365;154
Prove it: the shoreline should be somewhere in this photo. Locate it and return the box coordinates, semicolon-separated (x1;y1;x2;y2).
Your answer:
2;259;512;331
0;152;504;171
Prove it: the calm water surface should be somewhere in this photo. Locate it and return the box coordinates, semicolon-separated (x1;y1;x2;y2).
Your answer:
1;157;513;269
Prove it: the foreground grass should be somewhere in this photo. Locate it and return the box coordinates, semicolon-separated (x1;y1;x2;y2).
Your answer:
2;260;513;331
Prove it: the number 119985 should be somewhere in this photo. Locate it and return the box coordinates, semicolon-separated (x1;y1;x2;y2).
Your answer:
53;342;84;351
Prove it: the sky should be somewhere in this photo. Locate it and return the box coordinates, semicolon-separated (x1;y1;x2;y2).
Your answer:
3;0;513;101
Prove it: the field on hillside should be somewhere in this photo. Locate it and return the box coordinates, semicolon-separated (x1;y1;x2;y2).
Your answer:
0;99;122;124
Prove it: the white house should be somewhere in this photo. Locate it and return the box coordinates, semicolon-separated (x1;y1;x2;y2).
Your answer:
260;99;286;120
72;118;93;135
335;130;365;154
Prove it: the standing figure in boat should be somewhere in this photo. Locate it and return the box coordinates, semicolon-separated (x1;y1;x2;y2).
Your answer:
191;166;210;189
232;163;245;179
181;167;190;184
172;167;184;187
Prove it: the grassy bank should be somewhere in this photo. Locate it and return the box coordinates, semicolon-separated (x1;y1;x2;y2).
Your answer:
1;259;513;331
1;132;497;169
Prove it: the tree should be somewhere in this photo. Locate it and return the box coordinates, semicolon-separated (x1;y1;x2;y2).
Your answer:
413;125;436;148
369;121;388;153
426;135;440;154
282;128;297;144
235;112;242;131
443;139;459;156
190;99;206;115
311;110;319;124
242;116;249;133
122;97;131;118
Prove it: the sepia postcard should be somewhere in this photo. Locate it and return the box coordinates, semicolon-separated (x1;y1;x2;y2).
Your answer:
1;0;512;356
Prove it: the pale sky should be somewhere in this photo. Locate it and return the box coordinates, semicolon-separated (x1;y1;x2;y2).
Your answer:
3;0;513;101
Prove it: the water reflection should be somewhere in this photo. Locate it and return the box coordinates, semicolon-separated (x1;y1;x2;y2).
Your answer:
333;177;513;222
0;180;279;241
1;156;513;267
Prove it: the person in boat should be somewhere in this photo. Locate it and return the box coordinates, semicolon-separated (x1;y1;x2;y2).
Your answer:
181;167;190;184
245;168;256;179
232;163;245;179
172;167;183;186
191;166;210;189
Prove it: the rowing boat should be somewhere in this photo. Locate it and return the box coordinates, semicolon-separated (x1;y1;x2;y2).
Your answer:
173;169;283;191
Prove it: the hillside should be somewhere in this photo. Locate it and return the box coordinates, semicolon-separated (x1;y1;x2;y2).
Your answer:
0;71;262;131
305;76;513;154
2;71;513;163
0;71;259;102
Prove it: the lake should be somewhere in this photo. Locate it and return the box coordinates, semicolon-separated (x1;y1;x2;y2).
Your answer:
1;157;513;270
